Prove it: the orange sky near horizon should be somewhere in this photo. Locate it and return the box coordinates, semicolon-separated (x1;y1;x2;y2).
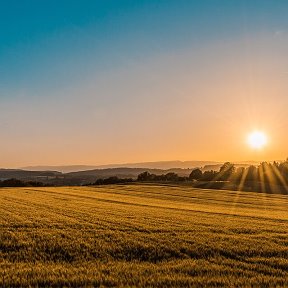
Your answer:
2;35;287;168
1;2;287;168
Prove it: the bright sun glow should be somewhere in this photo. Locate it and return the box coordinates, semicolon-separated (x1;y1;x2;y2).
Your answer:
247;131;268;149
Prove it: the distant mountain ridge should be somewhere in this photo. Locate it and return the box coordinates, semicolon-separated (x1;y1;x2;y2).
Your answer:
22;161;219;173
66;167;193;178
0;169;61;181
0;167;194;185
1;160;263;186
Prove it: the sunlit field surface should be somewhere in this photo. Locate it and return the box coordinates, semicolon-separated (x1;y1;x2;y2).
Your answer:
1;184;288;287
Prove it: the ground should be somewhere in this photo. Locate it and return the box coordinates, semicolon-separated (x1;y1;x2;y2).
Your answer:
1;184;287;287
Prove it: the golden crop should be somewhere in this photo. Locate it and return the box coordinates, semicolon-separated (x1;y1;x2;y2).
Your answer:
1;184;287;287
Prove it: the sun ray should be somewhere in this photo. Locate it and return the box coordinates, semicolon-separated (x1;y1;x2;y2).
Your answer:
237;168;248;192
228;168;248;215
258;164;266;194
270;163;288;194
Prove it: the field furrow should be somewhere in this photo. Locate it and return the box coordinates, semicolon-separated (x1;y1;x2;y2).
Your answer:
1;184;287;287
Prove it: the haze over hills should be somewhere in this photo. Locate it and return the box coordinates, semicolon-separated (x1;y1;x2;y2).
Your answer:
0;160;277;186
0;169;61;179
21;165;106;173
22;161;218;173
0;167;193;186
21;160;260;173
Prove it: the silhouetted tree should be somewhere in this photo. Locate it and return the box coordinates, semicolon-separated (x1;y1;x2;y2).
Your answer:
137;172;151;181
219;162;235;181
201;170;217;181
0;178;45;187
165;172;179;181
246;165;258;182
189;168;203;180
232;167;245;183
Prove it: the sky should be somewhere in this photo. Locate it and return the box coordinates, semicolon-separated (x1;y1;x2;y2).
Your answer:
1;0;288;167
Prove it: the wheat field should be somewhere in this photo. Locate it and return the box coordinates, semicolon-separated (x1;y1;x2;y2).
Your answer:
1;184;288;287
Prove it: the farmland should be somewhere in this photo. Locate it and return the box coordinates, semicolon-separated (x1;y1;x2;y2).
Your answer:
1;184;288;287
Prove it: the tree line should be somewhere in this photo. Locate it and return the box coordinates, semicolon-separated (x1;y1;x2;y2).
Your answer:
0;178;46;187
137;160;288;193
2;160;287;193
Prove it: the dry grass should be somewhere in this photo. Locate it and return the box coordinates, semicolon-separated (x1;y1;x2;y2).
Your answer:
1;184;288;287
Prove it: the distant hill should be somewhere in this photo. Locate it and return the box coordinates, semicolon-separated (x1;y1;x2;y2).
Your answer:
93;161;219;169
4;160;265;186
0;169;61;181
66;167;193;183
202;162;261;172
1;167;193;186
21;165;101;173
22;161;219;173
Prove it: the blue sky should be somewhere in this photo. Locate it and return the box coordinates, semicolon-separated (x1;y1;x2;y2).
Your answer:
2;0;287;94
1;1;288;166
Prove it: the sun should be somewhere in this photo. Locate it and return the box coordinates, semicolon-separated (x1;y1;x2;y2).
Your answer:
247;131;268;149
